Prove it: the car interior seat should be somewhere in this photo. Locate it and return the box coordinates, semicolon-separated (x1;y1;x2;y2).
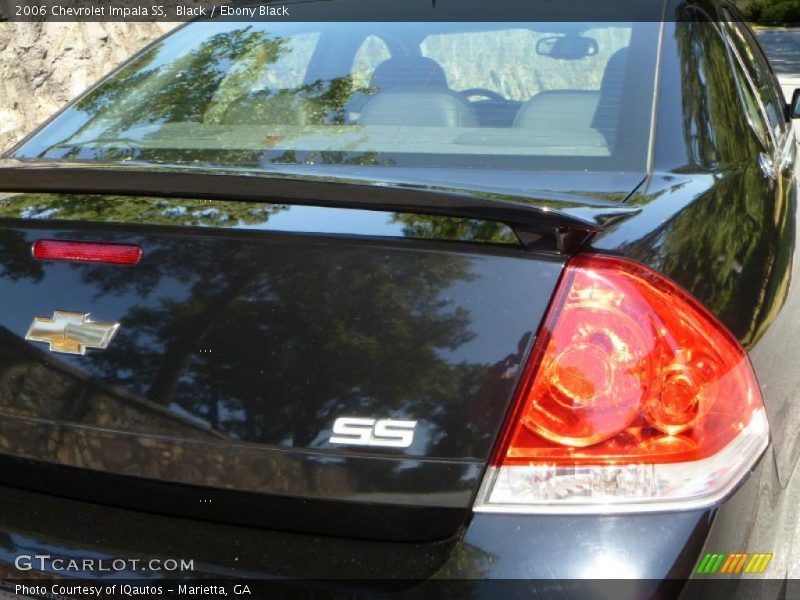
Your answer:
591;48;630;150
511;47;630;154
359;56;478;127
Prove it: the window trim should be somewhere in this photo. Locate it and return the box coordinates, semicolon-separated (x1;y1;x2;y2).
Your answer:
720;5;788;150
740;27;787;132
720;23;777;152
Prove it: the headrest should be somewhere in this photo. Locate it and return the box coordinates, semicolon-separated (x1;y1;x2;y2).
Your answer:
370;57;449;90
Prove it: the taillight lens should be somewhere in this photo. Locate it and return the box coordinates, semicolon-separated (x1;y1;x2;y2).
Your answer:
33;240;142;265
475;254;768;513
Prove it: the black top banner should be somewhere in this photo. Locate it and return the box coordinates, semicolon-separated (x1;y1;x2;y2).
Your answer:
0;0;741;23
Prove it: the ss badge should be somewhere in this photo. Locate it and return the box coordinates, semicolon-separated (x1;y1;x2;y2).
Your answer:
329;417;417;449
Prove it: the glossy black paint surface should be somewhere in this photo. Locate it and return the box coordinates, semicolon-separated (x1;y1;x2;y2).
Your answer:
0;164;642;248
0;0;797;589
0;449;779;590
0;219;562;539
0;474;720;580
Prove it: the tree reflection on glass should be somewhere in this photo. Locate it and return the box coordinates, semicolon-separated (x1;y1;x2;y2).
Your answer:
45;27;378;168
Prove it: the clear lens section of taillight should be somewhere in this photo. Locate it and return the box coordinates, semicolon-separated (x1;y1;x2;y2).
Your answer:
475;254;768;513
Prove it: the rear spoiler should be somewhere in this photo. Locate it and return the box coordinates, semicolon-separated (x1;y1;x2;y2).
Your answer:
0;163;641;252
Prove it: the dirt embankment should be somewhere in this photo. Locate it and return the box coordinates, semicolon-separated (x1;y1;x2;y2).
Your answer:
0;23;176;152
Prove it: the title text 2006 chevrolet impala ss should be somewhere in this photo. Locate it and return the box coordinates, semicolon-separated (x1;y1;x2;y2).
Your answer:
0;0;797;596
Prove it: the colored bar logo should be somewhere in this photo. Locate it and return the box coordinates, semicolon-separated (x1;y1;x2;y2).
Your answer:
696;552;772;574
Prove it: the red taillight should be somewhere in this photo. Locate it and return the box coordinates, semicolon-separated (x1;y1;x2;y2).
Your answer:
496;254;762;466
32;240;142;265
475;255;768;512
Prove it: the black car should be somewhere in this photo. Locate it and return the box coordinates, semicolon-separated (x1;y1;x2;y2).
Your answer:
0;0;797;597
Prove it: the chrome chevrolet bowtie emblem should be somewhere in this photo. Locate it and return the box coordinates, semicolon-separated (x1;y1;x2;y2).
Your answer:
25;311;119;355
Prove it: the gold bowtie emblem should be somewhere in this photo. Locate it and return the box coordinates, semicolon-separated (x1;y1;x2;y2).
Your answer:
25;311;119;355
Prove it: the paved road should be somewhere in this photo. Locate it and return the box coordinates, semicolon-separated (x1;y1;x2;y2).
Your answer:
757;28;800;100
754;28;800;584
758;28;800;75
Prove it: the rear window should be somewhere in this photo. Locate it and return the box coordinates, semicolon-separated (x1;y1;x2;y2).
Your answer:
13;21;659;173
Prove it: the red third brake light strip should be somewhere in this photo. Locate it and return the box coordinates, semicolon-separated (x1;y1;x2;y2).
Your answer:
32;240;142;265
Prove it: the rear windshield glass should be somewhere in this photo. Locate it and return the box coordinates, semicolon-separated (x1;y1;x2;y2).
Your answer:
13;21;659;173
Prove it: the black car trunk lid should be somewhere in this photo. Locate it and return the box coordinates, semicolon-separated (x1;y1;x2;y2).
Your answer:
0;207;566;540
